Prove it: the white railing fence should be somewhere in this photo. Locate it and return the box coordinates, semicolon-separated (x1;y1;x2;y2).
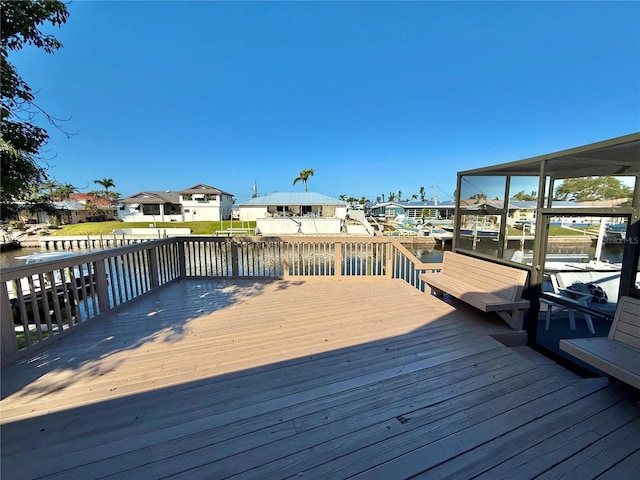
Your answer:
1;236;441;365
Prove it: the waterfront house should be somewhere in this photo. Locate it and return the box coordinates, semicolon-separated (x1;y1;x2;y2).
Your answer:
177;184;234;221
15;193;117;226
238;192;348;234
118;191;183;223
118;184;234;223
368;200;456;221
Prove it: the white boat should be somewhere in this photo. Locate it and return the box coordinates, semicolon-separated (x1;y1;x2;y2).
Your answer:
8;251;89;300
429;227;454;242
604;224;626;244
15;251;76;264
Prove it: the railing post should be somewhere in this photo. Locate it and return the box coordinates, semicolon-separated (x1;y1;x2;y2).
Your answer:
334;242;342;277
148;247;160;289
386;241;393;278
93;259;112;314
231;240;240;277
0;282;19;362
178;239;186;278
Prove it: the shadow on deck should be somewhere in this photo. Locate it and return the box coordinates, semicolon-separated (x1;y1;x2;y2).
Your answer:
1;278;639;479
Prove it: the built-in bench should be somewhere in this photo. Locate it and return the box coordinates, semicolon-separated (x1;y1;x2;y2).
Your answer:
420;251;530;330
560;296;640;390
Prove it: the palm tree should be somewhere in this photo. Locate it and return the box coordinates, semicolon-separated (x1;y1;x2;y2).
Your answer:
292;169;314;192
53;183;76;200
94;178;115;195
419;186;425;202
42;179;58;195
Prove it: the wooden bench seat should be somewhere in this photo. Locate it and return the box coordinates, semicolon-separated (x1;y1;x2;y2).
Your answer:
560;296;640;390
420;251;529;330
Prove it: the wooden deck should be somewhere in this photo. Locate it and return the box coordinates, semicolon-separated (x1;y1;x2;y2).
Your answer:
2;278;639;479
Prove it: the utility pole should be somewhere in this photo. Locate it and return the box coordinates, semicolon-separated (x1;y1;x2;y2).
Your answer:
433;181;438;206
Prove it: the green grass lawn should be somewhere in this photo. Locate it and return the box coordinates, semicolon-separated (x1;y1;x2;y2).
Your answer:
505;225;594;237
46;221;592;237
46;221;256;236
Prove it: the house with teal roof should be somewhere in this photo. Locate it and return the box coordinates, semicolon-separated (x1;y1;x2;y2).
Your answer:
237;192;348;235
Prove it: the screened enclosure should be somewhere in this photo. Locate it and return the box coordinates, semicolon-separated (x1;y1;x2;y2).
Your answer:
454;133;640;367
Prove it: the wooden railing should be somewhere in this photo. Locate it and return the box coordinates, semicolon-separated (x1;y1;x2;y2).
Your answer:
1;236;442;365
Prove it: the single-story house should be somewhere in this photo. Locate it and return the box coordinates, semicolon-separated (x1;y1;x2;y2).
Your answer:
238;192;348;235
15;194;117;226
118;191;183;223
368;201;456;220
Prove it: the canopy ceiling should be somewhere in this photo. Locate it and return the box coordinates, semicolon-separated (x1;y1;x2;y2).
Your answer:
459;133;639;179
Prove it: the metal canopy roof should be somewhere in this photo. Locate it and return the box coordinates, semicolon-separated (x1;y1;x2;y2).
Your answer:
459;132;640;179
238;192;346;206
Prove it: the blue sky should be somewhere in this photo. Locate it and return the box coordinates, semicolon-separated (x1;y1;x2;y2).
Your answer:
13;1;640;203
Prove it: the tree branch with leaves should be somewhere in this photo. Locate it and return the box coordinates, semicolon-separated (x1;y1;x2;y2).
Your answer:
1;0;69;219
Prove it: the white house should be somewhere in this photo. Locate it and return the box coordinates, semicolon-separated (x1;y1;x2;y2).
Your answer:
118;191;183;223
118;184;234;223
177;184;234;221
238;192;348;235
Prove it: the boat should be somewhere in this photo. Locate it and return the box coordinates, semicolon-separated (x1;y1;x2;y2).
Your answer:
429;227;454;242
423;218;454;228
459;228;499;238
14;251;76;264
1;229;21;252
0;240;21;252
604;223;626;244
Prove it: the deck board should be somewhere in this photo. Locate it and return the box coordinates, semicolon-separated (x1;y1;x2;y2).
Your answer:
2;278;639;479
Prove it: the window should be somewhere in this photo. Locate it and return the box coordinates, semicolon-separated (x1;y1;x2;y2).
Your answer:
165;203;182;215
142;204;160;215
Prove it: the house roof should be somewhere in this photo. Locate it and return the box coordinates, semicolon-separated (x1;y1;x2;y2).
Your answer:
52;200;86;211
176;184;233;196
69;193;113;207
238;192;347;206
119;191;181;204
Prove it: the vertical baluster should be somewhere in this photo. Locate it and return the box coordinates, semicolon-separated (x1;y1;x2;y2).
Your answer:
49;270;65;331
67;266;83;324
76;263;90;320
86;261;98;315
133;250;142;294
204;239;211;277
113;257;125;305
37;273;54;337
26;275;43;343
123;254;133;301
59;268;74;326
13;280;31;347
